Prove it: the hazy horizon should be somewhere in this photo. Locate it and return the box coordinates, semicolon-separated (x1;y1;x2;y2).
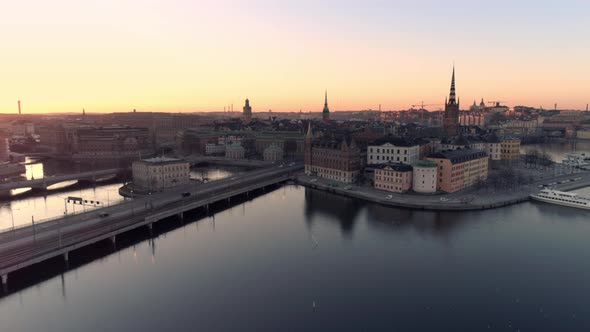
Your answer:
1;0;589;114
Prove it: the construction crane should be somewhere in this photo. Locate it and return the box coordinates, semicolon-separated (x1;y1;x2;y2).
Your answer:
411;102;445;122
487;101;506;107
411;101;444;110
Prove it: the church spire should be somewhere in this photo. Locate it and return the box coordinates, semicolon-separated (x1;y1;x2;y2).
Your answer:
322;90;330;121
448;65;457;105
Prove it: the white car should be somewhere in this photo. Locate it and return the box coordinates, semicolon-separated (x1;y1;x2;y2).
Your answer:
385;195;393;200
310;178;318;183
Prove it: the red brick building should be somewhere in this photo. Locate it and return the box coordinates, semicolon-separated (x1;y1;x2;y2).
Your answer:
304;124;361;184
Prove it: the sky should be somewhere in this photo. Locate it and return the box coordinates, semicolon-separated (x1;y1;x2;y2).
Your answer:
0;0;588;114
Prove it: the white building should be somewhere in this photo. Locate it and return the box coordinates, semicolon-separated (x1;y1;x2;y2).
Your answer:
225;142;245;160
132;157;190;192
367;140;420;165
412;160;438;194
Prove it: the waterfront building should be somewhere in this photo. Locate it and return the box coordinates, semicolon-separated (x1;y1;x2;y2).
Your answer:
427;148;488;193
304;124;361;184
132;157;190;192
322;91;330;121
243;99;252;122
225;142;245;160
374;162;413;193
367;138;420;165
412;160;438;194
443;66;460;137
263;142;284;162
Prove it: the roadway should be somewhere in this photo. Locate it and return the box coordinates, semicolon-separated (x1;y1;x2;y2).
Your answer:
0;168;123;191
0;162;303;278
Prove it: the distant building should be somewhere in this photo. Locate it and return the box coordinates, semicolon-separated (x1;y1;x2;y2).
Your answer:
500;137;521;161
225;142;245;160
367;138;420;165
71;125;152;160
427;148;488;193
374;162;413;193
263;142;284;162
205;143;225;156
304;124;360;183
132;157;190;192
243;99;252;122
443;66;460;137
0;130;9;162
412;160;438;194
322;91;330;121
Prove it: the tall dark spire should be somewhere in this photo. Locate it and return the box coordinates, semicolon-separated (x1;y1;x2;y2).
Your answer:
322;90;330;121
448;66;457;105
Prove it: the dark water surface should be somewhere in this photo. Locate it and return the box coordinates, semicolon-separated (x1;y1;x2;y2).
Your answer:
1;185;590;331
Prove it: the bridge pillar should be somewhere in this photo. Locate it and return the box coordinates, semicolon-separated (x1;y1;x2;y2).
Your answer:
110;235;116;246
178;212;184;221
1;274;7;288
64;252;69;262
148;223;153;231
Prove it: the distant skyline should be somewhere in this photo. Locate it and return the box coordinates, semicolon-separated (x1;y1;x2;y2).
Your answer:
1;0;589;114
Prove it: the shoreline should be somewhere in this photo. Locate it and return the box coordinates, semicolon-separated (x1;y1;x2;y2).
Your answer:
296;173;590;212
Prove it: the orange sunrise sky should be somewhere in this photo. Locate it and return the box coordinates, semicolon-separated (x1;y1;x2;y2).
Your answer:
0;0;588;114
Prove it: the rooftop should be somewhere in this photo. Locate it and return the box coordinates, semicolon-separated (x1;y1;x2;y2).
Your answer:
374;162;413;172
136;157;186;165
428;148;488;164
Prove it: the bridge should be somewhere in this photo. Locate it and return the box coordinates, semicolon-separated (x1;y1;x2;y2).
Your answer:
185;155;275;168
0;168;123;192
0;163;303;287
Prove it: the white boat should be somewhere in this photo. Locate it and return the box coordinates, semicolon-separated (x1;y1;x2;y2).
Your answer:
530;189;590;210
563;152;590;167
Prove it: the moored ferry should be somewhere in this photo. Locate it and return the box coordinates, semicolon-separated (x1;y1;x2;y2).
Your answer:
563;152;590;167
530;189;590;210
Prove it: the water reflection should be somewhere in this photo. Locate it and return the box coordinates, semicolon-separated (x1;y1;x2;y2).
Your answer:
364;204;468;236
304;188;363;234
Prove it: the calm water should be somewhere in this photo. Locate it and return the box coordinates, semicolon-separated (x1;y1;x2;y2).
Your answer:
522;141;590;162
1;185;590;331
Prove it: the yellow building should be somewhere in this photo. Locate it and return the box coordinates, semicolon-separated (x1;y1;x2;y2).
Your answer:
427;149;488;193
132;157;190;192
374;162;413;193
500;138;521;161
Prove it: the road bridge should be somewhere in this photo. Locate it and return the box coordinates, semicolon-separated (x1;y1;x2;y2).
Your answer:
0;168;123;192
0;163;303;287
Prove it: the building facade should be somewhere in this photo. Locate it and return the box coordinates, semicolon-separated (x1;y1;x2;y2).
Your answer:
71;125;153;160
225;142;245;160
367;140;420;165
374;162;413;193
412;160;438;194
132;157;190;192
500;138;521;161
304;125;361;184
263;142;284;162
0;130;9;162
205;143;225;156
427;149;489;193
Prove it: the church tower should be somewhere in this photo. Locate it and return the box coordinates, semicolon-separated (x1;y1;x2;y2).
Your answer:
322;90;330;121
443;66;460;137
243;98;252;122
